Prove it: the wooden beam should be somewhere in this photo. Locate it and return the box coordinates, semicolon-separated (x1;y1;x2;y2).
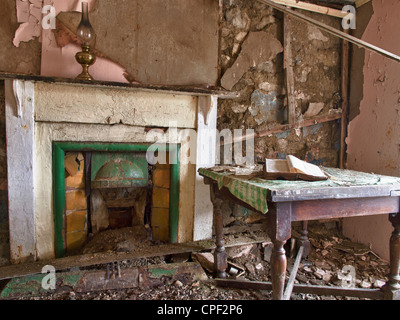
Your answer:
224;112;342;146
284;14;296;125
0;72;239;99
0;234;269;281
270;0;349;18
259;0;400;63
356;0;371;8
283;246;304;300
340;29;350;169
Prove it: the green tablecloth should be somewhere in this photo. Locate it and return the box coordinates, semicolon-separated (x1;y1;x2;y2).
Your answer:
198;167;400;214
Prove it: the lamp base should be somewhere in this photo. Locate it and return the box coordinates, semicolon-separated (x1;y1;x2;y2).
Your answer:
75;45;96;81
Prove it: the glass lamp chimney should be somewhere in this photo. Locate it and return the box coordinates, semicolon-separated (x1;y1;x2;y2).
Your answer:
76;2;96;47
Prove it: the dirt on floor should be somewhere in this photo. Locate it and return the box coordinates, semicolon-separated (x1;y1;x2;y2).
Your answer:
2;220;390;301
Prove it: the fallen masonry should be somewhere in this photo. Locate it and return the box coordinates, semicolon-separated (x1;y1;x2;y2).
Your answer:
0;222;391;300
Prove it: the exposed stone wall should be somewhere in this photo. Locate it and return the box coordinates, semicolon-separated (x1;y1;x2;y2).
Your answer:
217;1;343;228
218;0;342;166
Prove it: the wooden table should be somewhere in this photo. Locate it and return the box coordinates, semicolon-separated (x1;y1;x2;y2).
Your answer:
199;167;400;300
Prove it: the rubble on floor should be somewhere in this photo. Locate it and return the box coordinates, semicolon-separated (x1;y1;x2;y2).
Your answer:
0;222;390;300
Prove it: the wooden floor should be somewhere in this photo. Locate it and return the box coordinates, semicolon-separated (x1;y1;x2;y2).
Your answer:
0;232;269;281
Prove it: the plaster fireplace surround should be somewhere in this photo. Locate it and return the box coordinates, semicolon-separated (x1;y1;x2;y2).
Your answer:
4;78;223;264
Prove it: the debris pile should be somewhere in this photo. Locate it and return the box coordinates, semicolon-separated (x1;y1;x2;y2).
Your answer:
0;222;390;300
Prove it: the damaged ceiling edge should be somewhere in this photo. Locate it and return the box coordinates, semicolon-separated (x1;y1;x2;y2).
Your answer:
260;0;400;64
269;0;350;18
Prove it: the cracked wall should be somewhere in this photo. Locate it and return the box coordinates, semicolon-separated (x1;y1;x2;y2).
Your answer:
344;0;400;262
218;0;341;166
0;0;345;262
217;0;342;231
0;0;42;74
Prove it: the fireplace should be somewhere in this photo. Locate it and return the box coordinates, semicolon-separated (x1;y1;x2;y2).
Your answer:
61;145;179;256
89;151;150;234
5;79;220;263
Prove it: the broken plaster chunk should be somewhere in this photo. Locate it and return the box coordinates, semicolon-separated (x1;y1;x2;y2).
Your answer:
258;82;280;93
304;102;325;118
16;0;30;23
232;42;241;56
235;32;248;42
373;279;386;288
226;244;254;259
193;252;214;273
226;7;251;30
221;32;283;90
307;24;329;42
231;102;248;114
296;67;312;83
13;0;44;47
256;15;276;30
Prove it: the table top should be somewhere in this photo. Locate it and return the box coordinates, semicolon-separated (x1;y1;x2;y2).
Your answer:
198;166;400;214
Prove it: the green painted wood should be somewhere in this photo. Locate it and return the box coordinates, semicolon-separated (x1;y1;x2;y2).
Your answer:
169;144;181;244
53;144;66;258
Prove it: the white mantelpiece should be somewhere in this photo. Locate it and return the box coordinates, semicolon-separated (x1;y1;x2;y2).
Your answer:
5;79;218;263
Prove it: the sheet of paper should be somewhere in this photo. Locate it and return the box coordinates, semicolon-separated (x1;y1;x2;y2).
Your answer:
287;155;326;178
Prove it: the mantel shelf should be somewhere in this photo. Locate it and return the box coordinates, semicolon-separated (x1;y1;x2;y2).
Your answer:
0;72;239;99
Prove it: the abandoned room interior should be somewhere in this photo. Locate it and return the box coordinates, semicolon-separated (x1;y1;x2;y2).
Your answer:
0;0;399;302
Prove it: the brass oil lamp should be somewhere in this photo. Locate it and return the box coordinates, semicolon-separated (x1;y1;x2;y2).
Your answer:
75;2;96;80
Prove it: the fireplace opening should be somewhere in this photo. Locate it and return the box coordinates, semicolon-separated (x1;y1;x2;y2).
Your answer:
108;207;134;230
64;149;172;256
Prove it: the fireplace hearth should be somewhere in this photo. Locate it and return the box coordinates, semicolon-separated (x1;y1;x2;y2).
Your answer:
5;79;220;263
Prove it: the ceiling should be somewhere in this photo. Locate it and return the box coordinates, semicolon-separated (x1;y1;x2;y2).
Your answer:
307;0;357;8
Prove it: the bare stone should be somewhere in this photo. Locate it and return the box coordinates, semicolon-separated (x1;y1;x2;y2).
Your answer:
231;102;248;114
221;32;283;90
314;268;326;280
235;32;248;42
226;7;251;30
258;82;279;92
360;279;372;289
193;252;214;273
256;15;275;30
304;102;325;118
174;280;183;287
232;43;241;56
226;244;254;259
373;279;386;288
263;243;273;263
307;24;329;42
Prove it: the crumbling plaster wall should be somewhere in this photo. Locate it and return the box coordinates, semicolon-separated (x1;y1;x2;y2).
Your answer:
344;0;400;262
216;0;342;228
218;0;341;166
0;0;42;74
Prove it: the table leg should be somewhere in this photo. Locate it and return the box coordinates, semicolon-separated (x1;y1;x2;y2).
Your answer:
268;202;292;300
299;221;310;259
383;213;400;300
210;184;227;278
271;239;287;299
